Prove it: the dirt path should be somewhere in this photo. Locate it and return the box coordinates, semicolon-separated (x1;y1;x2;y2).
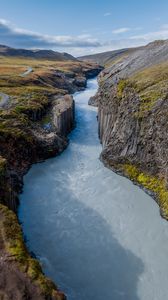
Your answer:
20;67;33;77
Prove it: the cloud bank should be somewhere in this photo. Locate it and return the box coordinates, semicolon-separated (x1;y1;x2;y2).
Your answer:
0;19;100;49
0;19;168;56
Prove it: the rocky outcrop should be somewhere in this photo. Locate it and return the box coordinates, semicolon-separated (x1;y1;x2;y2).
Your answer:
93;40;168;219
88;95;99;107
52;95;75;136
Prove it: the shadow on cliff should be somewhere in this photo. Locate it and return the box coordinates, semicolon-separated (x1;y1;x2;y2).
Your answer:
20;179;144;300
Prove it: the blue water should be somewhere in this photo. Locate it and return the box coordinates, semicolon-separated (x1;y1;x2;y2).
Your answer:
19;79;168;300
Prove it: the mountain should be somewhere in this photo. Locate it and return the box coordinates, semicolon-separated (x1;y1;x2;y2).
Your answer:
79;41;168;67
79;47;139;66
0;44;76;61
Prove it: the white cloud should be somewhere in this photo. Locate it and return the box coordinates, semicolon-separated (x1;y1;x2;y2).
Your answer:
104;12;111;17
130;29;168;41
0;19;100;49
112;27;131;34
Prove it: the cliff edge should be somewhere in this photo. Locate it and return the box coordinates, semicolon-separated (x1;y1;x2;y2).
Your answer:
89;40;168;219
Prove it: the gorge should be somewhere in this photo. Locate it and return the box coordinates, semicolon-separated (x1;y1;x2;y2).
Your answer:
19;78;168;300
0;39;168;300
1;1;168;299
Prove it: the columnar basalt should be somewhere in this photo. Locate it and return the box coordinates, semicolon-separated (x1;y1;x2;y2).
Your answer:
90;40;168;219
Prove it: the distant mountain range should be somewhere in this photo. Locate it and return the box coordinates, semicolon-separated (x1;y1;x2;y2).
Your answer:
79;40;168;66
0;44;76;61
79;48;130;65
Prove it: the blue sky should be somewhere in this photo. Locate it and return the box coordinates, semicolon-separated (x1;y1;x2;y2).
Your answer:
0;0;168;56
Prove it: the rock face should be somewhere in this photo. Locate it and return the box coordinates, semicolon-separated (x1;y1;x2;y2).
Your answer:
52;95;75;136
0;256;65;300
88;95;99;107
92;40;168;219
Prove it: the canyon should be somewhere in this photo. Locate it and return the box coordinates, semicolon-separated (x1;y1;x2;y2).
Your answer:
19;78;168;300
0;39;168;300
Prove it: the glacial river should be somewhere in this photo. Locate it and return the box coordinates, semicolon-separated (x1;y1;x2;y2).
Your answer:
19;78;168;300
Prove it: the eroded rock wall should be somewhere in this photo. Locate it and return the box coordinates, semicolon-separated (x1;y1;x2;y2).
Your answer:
53;95;75;136
94;41;168;219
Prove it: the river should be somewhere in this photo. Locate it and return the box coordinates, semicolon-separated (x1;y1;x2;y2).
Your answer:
19;78;168;300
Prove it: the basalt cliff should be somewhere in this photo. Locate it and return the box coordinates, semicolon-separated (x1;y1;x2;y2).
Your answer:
0;46;101;300
83;40;168;219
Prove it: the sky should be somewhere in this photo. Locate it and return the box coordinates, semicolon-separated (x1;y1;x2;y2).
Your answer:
0;0;168;56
